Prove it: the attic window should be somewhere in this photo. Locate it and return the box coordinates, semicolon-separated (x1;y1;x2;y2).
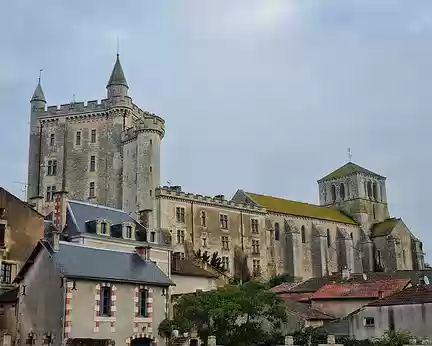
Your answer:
100;222;109;236
125;226;133;239
364;317;375;327
150;231;156;243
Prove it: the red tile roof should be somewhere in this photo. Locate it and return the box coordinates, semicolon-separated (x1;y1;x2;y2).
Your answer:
310;279;410;300
284;300;336;321
280;293;312;302
367;284;432;307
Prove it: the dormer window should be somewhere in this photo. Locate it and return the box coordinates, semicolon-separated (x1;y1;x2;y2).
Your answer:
122;222;135;240
97;220;111;236
150;231;156;243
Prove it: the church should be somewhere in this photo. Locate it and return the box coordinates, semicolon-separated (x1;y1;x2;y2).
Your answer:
26;54;425;281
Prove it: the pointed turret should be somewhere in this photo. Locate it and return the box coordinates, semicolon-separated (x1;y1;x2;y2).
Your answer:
31;79;46;103
107;53;129;91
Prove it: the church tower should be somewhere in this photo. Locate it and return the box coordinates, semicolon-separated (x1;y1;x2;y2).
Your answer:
318;161;389;231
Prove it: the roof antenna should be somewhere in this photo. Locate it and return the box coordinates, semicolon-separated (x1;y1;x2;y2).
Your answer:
348;148;352;162
38;69;43;84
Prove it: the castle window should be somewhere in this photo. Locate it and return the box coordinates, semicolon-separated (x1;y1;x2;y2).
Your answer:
0;224;5;247
221;236;229;250
100;286;112;317
350;232;353;239
252;259;261;273
380;184;383;201
201;211;207;227
222;257;230;271
89;182;95;198
402;249;406;266
367;181;372;198
89;156;96;172
372;183;378;199
220;214;229;229
46;185;56;202
176;230;185;244
252;239;260;254
176;207;185;223
275;222;280;241
331;185;336;202
149;166;152;173
327;229;331;247
373;205;376;219
100;222;108;235
49;134;55;146
340;184;345;200
91;129;97;143
346;180;350;197
251;219;259;233
149;190;152;197
0;263;12;284
75;131;81;146
47;160;57;176
301;226;306;243
139;289;149;317
150;231;156;243
149;139;152;146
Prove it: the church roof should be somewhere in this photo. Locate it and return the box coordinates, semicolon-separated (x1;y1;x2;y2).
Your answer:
107;54;128;88
319;162;385;182
31;81;46;102
245;192;357;225
371;218;401;238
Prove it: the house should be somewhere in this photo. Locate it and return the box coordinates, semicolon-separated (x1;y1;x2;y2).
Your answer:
0;187;45;295
283;299;335;330
309;279;410;318
14;237;174;346
347;284;432;340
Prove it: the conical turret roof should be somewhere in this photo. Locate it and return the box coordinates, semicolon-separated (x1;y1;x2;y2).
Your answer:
31;81;46;103
107;54;128;88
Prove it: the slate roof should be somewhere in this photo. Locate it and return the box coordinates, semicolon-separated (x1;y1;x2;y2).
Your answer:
107;54;128;87
53;242;174;286
319;162;385;182
285;300;335;321
0;288;18;303
245;192;356;225
172;260;217;278
68;200;139;234
310;279;409;300
371;218;401;238
367;284;432;307
31;81;46;102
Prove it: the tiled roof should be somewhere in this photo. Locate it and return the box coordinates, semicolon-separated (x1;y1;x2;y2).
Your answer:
319;162;384;181
280;293;312;302
245;192;356;225
310;279;409;300
367;284;432;307
270;282;300;294
371;218;400;238
285;300;335;321
172;260;217;278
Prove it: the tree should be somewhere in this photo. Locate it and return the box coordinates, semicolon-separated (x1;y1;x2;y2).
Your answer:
233;246;251;284
163;281;287;346
374;330;411;346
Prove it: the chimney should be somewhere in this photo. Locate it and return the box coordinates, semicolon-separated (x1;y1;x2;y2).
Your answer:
342;266;350;281
135;246;151;261
53;191;68;231
172;252;180;272
28;195;44;214
138;209;152;228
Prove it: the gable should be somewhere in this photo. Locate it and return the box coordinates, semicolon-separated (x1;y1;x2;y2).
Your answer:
244;192;356;225
371;218;417;240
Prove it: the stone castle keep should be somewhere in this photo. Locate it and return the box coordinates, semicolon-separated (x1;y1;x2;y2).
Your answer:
27;54;426;281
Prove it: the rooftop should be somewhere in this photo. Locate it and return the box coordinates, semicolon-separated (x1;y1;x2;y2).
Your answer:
319;162;385;182
172;259;217;278
367;284;432;307
285;300;335;321
371;218;401;238
310;279;409;300
245;192;356;225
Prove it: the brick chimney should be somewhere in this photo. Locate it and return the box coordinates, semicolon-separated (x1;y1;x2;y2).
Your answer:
53;191;68;231
135;246;151;261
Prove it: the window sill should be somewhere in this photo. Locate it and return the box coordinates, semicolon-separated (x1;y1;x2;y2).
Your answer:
98;316;115;322
135;316;152;323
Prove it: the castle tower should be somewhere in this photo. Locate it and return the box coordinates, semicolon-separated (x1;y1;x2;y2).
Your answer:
27;78;46;201
26;54;164;217
317;161;390;231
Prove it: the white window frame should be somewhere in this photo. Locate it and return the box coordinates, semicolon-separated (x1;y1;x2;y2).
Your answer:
122;222;135;240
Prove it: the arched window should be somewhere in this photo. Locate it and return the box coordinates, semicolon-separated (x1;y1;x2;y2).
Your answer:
301;226;306;244
340;184;345;200
326;229;331;248
372;183;378;200
346;180;350;198
350;232;353;239
373;205;376;219
367;181;372;198
402;250;406;266
331;185;336;203
274;222;280;241
201;211;207;227
380;184;383;202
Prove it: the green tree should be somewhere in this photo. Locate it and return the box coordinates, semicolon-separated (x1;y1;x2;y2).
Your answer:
374;330;412;346
165;281;287;346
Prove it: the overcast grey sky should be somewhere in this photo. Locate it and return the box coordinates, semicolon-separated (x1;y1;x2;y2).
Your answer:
1;0;431;261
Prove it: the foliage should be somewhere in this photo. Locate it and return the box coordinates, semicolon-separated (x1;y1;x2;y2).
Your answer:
292;327;328;346
233;246;251;284
170;280;287;346
267;273;295;289
158;318;175;339
194;249;226;272
374;330;411;346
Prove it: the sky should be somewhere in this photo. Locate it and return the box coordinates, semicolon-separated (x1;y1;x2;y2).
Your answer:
1;0;432;262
